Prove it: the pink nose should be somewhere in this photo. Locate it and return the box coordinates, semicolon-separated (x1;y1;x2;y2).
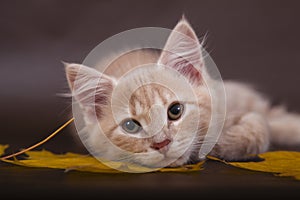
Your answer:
151;139;171;150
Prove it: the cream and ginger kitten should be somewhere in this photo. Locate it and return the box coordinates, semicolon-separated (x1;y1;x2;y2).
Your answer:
65;18;300;167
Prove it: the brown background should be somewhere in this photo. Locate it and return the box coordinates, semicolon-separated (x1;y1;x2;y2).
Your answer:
0;0;300;198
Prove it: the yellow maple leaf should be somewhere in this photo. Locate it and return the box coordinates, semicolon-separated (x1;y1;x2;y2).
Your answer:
208;151;300;180
0;144;203;173
1;142;300;178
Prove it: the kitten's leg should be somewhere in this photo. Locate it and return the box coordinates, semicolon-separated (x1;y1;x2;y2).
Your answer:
209;112;270;161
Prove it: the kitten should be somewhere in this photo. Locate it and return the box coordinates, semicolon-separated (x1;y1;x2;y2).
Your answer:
65;18;300;168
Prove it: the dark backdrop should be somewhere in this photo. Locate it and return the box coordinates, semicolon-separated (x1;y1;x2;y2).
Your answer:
0;0;299;198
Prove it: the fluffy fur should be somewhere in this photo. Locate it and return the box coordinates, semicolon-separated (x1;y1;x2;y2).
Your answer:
65;18;300;167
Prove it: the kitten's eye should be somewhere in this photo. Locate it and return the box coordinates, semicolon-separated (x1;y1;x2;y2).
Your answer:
121;119;142;134
168;102;184;120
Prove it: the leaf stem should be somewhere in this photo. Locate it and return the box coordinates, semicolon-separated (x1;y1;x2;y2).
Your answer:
1;118;75;160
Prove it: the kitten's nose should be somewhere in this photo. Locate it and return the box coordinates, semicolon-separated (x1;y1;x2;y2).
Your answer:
151;139;171;150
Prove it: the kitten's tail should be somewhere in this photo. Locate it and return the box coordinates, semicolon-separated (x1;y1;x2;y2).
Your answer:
268;106;300;146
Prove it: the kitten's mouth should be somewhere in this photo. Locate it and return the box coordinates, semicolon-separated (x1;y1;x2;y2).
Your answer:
150;139;172;154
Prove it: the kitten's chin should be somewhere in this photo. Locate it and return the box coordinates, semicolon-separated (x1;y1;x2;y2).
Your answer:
133;154;190;168
167;156;190;167
165;146;194;167
129;151;176;169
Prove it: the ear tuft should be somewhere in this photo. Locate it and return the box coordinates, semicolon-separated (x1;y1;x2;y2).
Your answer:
64;62;80;90
158;17;204;85
174;17;198;41
65;63;115;120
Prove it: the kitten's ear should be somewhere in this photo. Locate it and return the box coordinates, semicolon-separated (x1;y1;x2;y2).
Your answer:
158;18;204;85
65;63;115;121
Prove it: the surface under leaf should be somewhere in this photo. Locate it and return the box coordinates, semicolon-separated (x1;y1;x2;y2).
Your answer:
0;144;203;173
208;151;300;180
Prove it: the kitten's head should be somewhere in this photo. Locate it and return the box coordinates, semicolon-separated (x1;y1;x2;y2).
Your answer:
65;18;212;169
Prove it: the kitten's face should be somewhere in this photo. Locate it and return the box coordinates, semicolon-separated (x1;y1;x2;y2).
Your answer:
66;18;211;168
95;65;209;167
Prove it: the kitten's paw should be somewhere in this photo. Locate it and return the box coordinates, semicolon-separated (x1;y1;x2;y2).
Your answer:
210;112;270;161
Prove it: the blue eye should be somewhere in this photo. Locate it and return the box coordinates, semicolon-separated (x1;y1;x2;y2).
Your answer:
121;119;142;134
168;102;184;120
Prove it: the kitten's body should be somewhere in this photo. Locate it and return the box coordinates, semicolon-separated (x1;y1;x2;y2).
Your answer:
66;18;300;168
